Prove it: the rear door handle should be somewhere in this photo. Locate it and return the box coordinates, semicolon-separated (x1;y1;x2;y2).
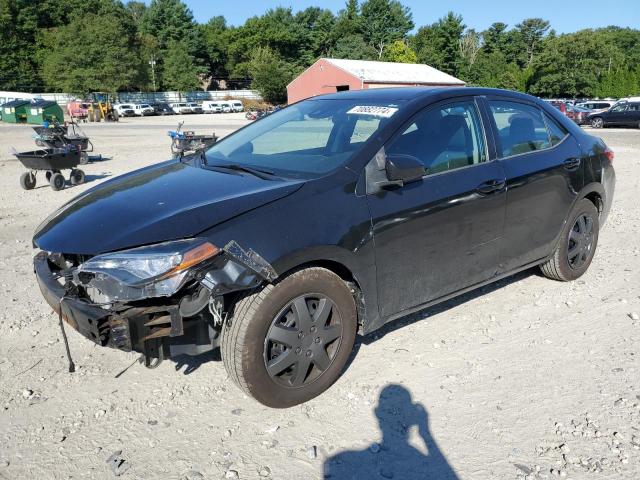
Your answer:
563;158;581;170
476;179;506;195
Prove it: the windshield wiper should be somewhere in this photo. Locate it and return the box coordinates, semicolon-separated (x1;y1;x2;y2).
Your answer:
207;163;277;180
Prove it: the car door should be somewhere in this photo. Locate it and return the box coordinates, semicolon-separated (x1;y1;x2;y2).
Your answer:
366;98;507;318
484;97;584;272
606;104;628;125
624;103;640;126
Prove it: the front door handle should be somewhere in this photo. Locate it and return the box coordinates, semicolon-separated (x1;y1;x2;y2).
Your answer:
563;158;581;170
476;179;506;195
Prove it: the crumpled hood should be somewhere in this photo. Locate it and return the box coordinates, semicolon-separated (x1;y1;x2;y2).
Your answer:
33;160;304;255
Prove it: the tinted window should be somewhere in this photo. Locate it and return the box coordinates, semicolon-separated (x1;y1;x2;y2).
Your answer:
387;101;486;175
543;113;568;146
628;103;640;111
489;101;551;157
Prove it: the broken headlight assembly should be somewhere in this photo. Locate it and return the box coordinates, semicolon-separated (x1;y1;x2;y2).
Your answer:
74;239;219;302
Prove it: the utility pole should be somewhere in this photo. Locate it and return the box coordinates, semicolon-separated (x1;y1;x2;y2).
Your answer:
149;55;157;92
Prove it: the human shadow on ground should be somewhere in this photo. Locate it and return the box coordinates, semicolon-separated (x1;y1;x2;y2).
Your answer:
323;384;459;480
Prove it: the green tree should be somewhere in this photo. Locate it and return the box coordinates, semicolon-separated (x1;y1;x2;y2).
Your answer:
140;0;205;88
482;22;508;54
412;12;465;76
0;0;41;90
162;40;203;91
40;10;141;93
516;18;550;66
248;46;295;104
360;0;413;58
383;39;417;63
332;34;377;60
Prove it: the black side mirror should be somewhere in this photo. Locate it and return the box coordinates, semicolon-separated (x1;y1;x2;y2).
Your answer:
377;154;426;188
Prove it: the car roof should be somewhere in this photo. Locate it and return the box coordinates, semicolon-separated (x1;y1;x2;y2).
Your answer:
311;87;542;104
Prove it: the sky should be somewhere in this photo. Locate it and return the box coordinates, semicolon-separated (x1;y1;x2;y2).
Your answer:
181;0;640;32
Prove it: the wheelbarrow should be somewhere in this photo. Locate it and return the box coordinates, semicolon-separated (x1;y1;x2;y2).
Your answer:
15;146;86;191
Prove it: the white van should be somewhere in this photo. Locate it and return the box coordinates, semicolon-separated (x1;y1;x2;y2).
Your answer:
230;100;244;112
217;101;232;113
202;101;222;113
133;103;155;116
170;102;192;114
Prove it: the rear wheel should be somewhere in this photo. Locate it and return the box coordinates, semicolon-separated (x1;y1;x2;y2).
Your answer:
70;169;85;185
591;117;604;129
49;172;65;191
20;172;36;190
45;171;52;182
221;267;357;408
540;199;599;281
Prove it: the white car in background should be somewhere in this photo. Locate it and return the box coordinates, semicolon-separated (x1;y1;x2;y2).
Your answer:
202;101;222;113
113;103;135;117
169;102;192;114
188;102;203;114
575;101;614;113
230;100;244;112
133;103;155;116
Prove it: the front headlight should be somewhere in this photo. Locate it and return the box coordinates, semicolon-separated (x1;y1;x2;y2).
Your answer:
75;239;219;302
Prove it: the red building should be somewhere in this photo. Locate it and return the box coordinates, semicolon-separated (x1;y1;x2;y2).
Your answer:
287;58;465;104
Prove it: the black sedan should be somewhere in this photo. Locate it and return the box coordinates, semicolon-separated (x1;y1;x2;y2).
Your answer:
151;102;175;115
588;101;640;128
33;88;615;407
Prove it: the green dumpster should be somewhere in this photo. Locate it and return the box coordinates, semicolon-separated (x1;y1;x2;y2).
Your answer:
26;99;64;124
1;99;30;123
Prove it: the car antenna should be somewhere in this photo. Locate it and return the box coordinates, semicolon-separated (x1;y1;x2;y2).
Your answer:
58;297;76;373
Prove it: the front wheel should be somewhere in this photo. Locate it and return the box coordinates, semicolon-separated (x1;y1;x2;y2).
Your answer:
591;117;604;129
221;267;357;408
49;172;65;191
70;169;85;185
20;172;36;190
540;199;599;281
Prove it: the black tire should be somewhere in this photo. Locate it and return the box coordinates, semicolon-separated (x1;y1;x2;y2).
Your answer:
540;199;599;281
221;267;357;408
591;117;604;129
45;171;53;182
70;169;85;185
20;172;36;190
49;172;65;191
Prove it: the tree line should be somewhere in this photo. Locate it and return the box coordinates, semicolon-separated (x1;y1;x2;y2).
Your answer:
1;0;639;103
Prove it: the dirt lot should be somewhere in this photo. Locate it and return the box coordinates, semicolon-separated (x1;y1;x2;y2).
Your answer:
0;115;639;480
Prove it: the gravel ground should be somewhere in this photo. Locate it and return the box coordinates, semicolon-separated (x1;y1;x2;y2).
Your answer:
0;116;639;480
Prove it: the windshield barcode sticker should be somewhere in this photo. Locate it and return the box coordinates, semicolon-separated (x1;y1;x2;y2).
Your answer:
347;106;398;118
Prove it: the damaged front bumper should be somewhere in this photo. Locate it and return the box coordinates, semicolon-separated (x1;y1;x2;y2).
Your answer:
34;241;275;367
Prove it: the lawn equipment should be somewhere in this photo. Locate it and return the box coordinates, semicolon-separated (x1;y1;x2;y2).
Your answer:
168;122;217;158
32;121;97;164
15;146;86;191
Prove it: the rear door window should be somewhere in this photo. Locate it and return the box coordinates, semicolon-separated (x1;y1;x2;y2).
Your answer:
488;100;551;157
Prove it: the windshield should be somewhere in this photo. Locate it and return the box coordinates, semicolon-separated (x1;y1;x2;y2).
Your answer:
205;98;402;178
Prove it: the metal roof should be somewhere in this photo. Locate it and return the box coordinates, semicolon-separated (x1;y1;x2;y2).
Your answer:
324;58;465;85
1;99;30;107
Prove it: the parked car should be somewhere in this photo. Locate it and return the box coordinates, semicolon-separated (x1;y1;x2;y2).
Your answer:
230;100;244;112
218;101;232;113
32;87;615;408
576;101;613;113
133;104;155;116
566;104;591;125
170;102;192;114
188;102;203;114
588;102;640;128
202;101;222;113
151;103;175;115
113;104;135;117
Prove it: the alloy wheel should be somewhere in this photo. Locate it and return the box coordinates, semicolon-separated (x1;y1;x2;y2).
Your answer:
264;294;343;388
567;213;594;269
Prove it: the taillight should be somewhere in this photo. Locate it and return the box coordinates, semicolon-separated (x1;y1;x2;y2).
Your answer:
604;147;614;163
